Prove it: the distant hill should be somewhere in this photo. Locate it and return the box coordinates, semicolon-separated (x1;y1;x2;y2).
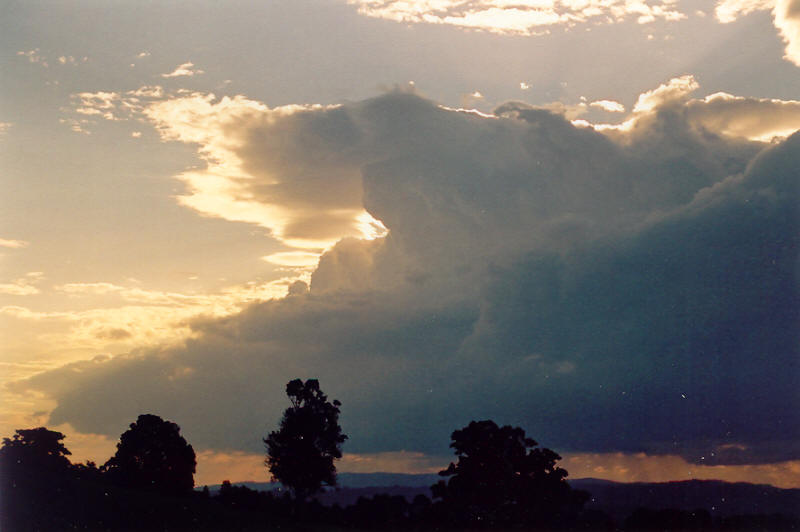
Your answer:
205;474;800;519
206;472;440;492
339;472;442;488
570;478;800;521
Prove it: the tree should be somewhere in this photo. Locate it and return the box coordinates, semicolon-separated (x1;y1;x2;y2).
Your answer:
265;379;347;501
0;428;76;529
431;420;588;528
103;414;196;495
0;427;73;477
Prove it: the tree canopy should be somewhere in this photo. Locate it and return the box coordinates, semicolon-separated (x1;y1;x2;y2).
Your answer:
0;427;73;476
431;420;588;528
103;414;196;494
265;379;347;501
0;428;78;530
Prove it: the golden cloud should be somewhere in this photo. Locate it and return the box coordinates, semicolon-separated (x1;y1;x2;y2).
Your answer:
348;0;686;34
144;93;387;250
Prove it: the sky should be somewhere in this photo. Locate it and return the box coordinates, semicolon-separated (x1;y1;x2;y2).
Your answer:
1;0;799;488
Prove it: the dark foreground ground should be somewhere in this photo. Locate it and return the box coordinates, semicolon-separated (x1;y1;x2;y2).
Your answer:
4;475;799;531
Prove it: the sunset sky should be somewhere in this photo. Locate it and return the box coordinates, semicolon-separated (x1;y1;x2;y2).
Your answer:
1;0;799;488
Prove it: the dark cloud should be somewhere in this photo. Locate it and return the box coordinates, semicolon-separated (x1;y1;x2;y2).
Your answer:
458;136;799;464
14;93;798;465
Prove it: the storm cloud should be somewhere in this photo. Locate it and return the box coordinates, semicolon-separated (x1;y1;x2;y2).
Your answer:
15;88;798;466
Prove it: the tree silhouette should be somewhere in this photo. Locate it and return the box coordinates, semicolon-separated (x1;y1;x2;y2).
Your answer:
0;428;75;529
0;427;73;476
265;379;347;501
103;414;196;495
431;420;588;528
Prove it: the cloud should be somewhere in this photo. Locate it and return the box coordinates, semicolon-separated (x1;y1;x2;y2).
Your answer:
576;75;800;142
338;450;445;474
72;91;123;121
1;303;196;350
0;238;28;248
715;0;800;66
774;0;800;65
1;277;304;374
14;87;799;470
686;92;800;141
561;453;800;488
590;99;625;113
348;0;686;34
0;285;40;296
17;49;48;67
0;272;44;296
54;281;236;305
162;61;204;78
632;74;699;113
460;90;487;108
262;251;321;268
15;51;84;68
144;92;388;249
194;449;273;485
128;85;164;98
714;0;773;22
458;135;798;464
61;86;162;133
67;86;164;122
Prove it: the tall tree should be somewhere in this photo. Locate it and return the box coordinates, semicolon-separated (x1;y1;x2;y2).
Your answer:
432;420;588;528
265;379;347;501
103;414;196;495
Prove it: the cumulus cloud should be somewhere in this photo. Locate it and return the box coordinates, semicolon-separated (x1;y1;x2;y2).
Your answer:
348;0;686;34
715;0;800;66
15;86;799;469
162;61;204;78
578;75;800;142
632;74;699;113
590;99;625;112
686;92;800;141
